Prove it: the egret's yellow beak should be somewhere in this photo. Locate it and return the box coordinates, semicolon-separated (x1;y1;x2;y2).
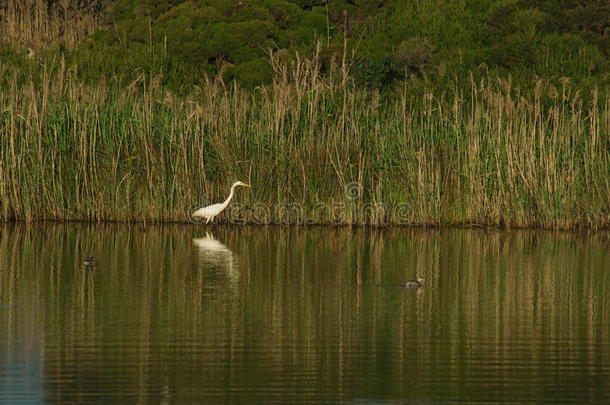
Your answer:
243;183;251;188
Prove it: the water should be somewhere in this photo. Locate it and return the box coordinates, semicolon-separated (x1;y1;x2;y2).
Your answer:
0;225;608;404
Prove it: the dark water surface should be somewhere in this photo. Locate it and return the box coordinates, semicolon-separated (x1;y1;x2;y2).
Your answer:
0;225;608;404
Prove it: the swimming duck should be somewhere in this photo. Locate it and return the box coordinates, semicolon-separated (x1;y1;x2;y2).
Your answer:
405;276;424;289
84;257;97;268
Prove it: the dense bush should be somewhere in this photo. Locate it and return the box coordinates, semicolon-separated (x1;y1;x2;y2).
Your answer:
395;37;435;75
1;0;608;91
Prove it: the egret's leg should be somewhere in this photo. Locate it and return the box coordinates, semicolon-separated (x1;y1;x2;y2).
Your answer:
205;217;211;224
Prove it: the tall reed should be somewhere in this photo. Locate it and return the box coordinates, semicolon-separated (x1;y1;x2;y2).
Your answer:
0;0;99;49
0;53;608;228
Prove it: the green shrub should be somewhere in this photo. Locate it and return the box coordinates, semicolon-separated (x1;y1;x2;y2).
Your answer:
233;57;272;87
352;56;401;88
395;37;435;75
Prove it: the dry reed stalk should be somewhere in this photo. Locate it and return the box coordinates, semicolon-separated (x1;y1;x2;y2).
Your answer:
0;0;100;50
0;53;608;227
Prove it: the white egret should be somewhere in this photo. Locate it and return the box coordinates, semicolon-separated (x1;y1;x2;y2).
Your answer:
192;181;250;224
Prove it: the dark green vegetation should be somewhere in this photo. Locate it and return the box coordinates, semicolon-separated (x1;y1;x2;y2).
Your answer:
82;0;610;91
0;1;608;227
2;0;609;91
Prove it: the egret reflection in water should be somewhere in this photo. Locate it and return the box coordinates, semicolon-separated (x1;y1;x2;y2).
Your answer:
192;232;239;286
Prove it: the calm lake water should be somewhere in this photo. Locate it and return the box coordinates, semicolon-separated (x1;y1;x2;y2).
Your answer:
0;225;608;404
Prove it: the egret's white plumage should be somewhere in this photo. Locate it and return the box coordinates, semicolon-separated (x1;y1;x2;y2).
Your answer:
192;181;250;224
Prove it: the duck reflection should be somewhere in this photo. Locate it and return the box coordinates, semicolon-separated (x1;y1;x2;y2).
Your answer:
192;232;239;287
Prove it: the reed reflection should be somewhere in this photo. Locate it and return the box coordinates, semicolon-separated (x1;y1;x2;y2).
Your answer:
0;225;608;404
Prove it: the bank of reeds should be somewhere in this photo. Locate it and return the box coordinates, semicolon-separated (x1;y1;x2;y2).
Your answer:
0;53;608;228
0;0;100;50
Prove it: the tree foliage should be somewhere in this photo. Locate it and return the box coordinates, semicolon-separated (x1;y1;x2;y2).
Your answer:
16;0;608;90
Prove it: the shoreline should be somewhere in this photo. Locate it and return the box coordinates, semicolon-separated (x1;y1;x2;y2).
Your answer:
2;219;608;232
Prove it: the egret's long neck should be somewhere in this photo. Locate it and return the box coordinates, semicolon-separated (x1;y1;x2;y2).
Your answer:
220;183;238;210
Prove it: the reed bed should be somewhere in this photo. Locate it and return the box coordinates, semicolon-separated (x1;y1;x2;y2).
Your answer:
0;0;100;50
0;53;608;228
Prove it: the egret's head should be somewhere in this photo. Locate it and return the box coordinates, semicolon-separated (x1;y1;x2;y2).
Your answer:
236;181;251;188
